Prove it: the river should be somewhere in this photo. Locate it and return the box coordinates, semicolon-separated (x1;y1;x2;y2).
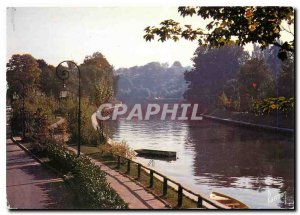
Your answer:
111;119;294;209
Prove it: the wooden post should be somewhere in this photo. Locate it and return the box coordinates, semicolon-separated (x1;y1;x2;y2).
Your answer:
163;177;168;196
197;195;203;208
149;170;154;188
117;156;120;169
178;185;183;208
127;159;131;174
137;164;141;180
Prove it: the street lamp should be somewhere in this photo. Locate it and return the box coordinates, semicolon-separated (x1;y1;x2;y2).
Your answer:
13;79;26;139
56;61;81;157
59;83;68;99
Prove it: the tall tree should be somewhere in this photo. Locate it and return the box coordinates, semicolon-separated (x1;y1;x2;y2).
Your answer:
238;58;274;100
144;7;294;60
80;52;115;106
184;45;248;106
37;59;61;98
7;54;41;100
278;54;294;98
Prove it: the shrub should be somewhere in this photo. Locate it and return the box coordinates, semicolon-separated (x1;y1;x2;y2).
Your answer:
64;97;102;146
41;139;128;209
253;96;294;116
101;140;135;159
10;89;57;138
218;91;230;109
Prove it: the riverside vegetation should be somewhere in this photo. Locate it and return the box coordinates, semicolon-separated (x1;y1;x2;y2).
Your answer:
29;138;128;209
7;52;128;209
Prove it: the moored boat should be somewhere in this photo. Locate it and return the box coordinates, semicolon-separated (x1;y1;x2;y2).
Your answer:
135;149;176;158
210;192;249;209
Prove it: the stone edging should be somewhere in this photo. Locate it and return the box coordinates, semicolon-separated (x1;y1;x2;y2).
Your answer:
202;114;294;134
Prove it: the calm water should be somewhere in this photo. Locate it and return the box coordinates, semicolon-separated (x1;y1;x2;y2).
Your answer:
111;119;294;209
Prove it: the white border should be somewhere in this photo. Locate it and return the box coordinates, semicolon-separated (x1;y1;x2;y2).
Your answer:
1;1;299;215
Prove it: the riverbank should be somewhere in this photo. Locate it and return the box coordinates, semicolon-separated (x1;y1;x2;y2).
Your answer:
72;145;227;209
12;136;167;209
203;109;294;134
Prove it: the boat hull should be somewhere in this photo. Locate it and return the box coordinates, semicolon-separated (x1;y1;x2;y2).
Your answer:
210;192;249;209
135;149;176;158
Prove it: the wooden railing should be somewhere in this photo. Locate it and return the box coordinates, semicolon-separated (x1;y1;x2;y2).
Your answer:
114;154;229;209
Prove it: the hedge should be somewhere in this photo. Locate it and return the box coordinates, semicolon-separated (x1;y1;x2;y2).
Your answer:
42;139;128;209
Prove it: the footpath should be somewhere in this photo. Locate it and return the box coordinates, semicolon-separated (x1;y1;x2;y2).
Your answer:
53;116;168;209
67;147;167;209
6;138;77;209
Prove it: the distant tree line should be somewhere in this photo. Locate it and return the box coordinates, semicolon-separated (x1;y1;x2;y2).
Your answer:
116;61;190;103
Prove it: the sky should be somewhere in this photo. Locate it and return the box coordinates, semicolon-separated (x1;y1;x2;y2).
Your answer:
7;7;205;69
6;7;293;69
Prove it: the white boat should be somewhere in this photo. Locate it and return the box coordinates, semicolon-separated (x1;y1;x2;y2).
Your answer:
210;192;249;209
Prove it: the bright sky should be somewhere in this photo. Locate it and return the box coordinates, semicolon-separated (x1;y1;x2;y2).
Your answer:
7;7;205;68
6;7;293;69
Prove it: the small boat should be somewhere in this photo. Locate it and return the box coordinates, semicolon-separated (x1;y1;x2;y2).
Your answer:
210;192;249;209
135;149;176;158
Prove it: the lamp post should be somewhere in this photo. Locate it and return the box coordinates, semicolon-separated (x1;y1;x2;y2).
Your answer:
56;61;81;157
13;79;26;139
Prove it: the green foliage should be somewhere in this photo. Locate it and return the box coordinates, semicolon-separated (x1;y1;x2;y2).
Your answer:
184;45;246;105
76;52;115;139
7;54;41;100
93;77;113;107
64;97;102;146
7;54;58;137
253;97;294;116
80;52;115;106
144;7;294;59
183;43;294;115
10;88;57;138
25;89;57;117
40;139;128;209
238;58;275;99
37;59;61;97
7;51;117;147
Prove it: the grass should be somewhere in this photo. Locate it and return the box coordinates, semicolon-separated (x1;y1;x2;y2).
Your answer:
76;144;200;209
21;142;201;208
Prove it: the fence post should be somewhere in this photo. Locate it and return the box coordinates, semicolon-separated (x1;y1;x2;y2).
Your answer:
163;177;168;196
149;170;154;188
117;156;120;169
178;185;183;208
137;163;141;180
197;195;203;208
127;159;131;174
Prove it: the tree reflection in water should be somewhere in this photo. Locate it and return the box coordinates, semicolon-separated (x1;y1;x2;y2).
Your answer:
187;120;294;208
111;119;294;209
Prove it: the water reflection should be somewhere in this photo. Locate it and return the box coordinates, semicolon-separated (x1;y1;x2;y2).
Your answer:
111;119;294;209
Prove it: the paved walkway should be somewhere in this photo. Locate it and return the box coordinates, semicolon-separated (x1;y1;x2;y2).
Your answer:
48;117;65;130
6;139;77;209
68;147;168;209
54;117;168;209
11;116;167;209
